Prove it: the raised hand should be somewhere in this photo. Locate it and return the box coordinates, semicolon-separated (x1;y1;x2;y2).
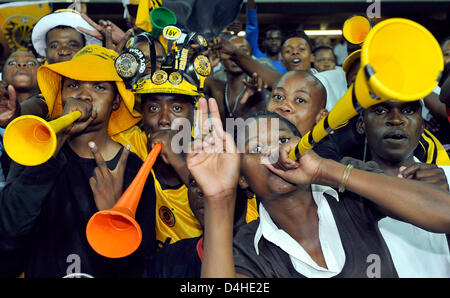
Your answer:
240;72;268;104
0;83;19;128
216;38;239;60
78;13;131;52
186;97;240;200
89;141;130;211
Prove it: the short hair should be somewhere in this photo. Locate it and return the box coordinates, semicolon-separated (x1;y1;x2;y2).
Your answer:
236;110;302;145
45;25;86;46
312;46;337;61
282;30;313;53
275;70;327;108
263;25;284;40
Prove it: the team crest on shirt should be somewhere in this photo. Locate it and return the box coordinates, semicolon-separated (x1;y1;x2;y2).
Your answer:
159;206;175;227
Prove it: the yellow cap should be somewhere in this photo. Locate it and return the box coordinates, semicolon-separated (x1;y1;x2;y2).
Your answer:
37;45;142;136
134;71;201;98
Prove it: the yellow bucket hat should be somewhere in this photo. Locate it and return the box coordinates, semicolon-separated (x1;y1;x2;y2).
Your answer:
37;45;142;136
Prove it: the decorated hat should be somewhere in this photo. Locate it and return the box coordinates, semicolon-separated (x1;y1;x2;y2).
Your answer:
116;27;211;99
31;9;102;57
37;44;142;136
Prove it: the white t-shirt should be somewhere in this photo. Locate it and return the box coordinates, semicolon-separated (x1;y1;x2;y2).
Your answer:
378;158;450;277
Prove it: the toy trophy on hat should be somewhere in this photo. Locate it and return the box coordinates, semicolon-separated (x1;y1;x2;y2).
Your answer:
115;3;211;99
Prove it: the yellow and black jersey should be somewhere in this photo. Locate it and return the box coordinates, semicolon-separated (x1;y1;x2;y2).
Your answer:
415;129;450;166
153;169;259;248
152;169;203;248
112;126;261;247
111;125;148;162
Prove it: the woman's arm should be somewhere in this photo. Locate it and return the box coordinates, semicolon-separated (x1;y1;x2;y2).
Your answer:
319;158;450;233
186;98;241;278
268;140;450;233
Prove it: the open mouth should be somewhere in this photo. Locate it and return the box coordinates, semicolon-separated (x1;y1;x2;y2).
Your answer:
383;130;408;141
291;58;302;65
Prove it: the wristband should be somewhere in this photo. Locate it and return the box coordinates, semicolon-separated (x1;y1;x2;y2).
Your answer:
339;164;354;193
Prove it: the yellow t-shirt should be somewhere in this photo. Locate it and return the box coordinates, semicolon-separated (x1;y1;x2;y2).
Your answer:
113;125;260;246
111;125;148;161
153;168;259;248
152;170;203;248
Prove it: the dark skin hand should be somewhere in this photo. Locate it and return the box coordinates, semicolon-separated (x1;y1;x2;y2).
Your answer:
218;38;281;89
204;71;267;123
0;82;19;127
89;141;131;211
400;163;449;192
53;97;97;157
0;81;49;128
148;129;190;186
78;13;133;53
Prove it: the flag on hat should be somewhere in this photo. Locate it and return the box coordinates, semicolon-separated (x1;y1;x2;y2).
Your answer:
0;1;51;59
135;0;244;40
135;0;162;33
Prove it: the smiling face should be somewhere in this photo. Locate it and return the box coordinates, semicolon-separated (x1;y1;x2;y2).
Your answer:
360;100;423;163
3;51;39;94
45;27;85;64
266;71;326;137
281;37;313;71
240;115;301;202
140;93;194;136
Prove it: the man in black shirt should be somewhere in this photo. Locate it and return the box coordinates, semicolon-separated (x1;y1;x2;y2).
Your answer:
0;45;156;278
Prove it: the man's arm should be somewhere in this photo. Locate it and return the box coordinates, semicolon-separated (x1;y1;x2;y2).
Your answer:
245;0;264;59
270;142;450;233
0;90;49;129
0;97;94;238
20;94;49;119
221;40;282;88
0;157;65;238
